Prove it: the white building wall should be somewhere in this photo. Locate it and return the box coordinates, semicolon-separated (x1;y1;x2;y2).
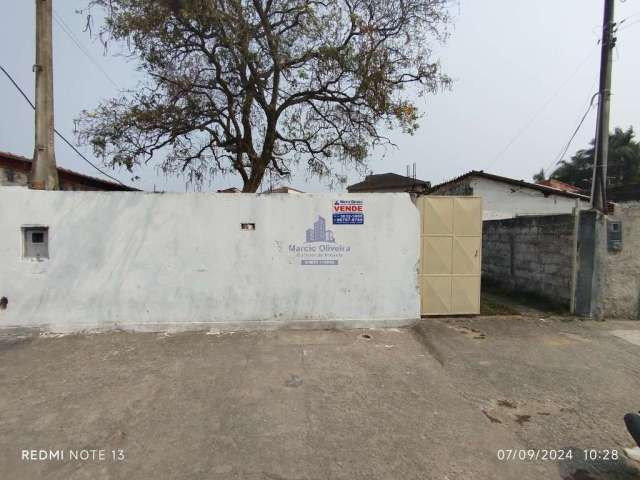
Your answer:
470;178;590;220
0;189;420;332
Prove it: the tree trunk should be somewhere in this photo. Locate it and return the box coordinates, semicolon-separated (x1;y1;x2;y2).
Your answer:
242;168;266;192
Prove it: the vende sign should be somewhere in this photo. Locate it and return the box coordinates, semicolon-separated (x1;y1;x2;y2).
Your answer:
332;200;364;225
333;203;363;213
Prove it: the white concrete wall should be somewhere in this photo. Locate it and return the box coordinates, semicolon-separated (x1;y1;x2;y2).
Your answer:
470;178;590;220
0;189;420;332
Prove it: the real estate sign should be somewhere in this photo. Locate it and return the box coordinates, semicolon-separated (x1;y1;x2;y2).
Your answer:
332;200;364;225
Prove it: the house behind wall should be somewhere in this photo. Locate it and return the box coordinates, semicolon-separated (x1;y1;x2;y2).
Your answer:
430;171;590;220
347;173;431;194
0;151;137;191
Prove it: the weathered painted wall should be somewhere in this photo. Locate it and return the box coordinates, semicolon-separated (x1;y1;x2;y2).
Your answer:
0;189;420;332
482;214;575;306
595;204;640;319
470;178;591;220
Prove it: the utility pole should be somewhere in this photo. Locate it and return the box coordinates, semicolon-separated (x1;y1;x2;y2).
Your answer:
590;0;615;212
31;0;59;190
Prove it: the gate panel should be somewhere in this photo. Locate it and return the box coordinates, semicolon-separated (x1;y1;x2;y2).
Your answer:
453;197;482;235
452;236;481;275
451;276;481;314
422;236;452;275
422;197;453;235
419;196;482;316
421;276;451;315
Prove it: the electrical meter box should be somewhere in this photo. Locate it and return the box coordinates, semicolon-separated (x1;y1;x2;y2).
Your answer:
607;220;622;252
22;226;49;259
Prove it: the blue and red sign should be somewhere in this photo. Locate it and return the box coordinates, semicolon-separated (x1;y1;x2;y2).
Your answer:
332;200;364;225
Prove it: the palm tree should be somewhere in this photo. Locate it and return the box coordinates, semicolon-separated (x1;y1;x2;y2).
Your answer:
550;127;640;190
532;168;546;182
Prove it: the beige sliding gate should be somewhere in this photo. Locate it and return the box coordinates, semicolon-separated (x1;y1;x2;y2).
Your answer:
417;196;482;315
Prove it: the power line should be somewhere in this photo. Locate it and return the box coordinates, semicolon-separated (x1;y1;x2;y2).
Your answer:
484;46;598;172
543;91;599;176
0;64;128;187
617;18;640;32
617;11;640;26
52;9;120;90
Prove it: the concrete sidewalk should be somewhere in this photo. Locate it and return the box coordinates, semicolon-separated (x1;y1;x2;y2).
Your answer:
1;317;639;479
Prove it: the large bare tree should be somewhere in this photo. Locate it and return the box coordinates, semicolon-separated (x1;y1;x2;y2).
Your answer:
77;0;451;191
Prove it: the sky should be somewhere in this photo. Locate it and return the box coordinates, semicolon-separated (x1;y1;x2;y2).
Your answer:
1;1;639;192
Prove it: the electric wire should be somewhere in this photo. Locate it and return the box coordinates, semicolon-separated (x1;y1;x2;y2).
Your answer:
617;11;640;26
543;91;599;176
52;9;120;90
483;47;597;171
542;8;640;177
617;18;640;32
0;64;128;187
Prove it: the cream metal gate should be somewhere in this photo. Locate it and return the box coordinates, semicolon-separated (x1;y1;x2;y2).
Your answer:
417;196;482;315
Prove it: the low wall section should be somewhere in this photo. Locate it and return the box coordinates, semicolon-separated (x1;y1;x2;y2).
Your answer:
482;215;575;307
0;189;420;332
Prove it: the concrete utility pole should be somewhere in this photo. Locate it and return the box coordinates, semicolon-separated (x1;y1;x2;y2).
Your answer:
31;0;59;190
590;0;615;212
